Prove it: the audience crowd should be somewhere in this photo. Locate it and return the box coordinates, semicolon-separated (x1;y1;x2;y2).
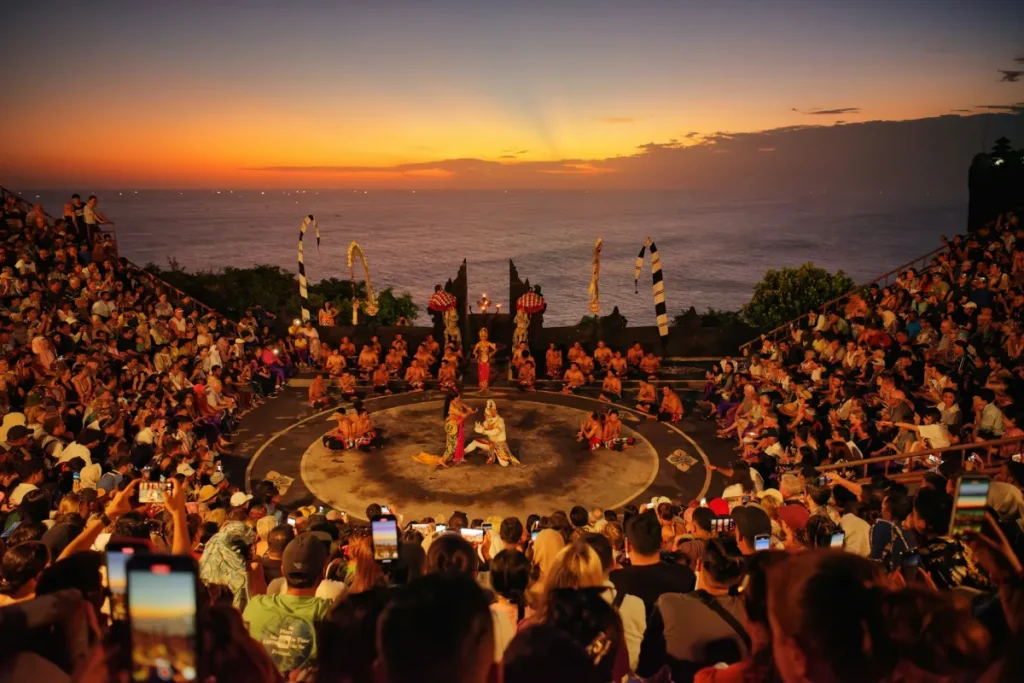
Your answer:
1;191;1023;683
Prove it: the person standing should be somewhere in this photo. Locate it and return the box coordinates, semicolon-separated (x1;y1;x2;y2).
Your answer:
610;511;696;618
82;195;110;241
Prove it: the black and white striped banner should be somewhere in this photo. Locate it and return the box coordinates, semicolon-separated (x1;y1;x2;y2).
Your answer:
298;215;320;322
635;238;669;341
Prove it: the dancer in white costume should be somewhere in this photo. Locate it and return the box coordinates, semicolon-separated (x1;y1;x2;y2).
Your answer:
464;400;521;467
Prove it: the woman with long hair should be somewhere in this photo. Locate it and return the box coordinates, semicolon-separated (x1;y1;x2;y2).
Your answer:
491;549;531;660
0;541;50;605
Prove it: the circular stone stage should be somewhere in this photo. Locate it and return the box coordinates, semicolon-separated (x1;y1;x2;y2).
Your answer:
240;387;715;522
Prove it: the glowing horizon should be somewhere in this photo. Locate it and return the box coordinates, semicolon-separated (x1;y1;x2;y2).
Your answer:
2;1;1022;189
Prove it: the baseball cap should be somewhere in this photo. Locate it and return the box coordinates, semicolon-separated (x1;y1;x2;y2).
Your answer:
706;498;730;516
282;532;329;586
649;496;671;508
732;505;772;544
230;491;253;507
757;489;784;506
176;462;195;477
6;425;29;442
210;472;225;485
777;503;810;532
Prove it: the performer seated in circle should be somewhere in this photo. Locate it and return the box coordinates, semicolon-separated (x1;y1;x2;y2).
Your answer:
546;343;563;380
322;408;353;451
464;400;520;466
517;352;536;391
640;351;662;377
308;374;329;409
391;333;408;359
561;362;586;394
423;334;441;359
413;343;435;370
437;359;458;393
369;335;382;358
567;342;586;365
598;372;622;403
609;350;628;377
372;363;392;395
385;347;404;375
404;358;428;392
577;353;596;382
337;368;361;402
357;344;378;379
351;406;383;451
511;342;529;373
636;379;658;416
339;336;357;361
602;409;636;451
325;348;346;376
627;343;644;373
577;411;603;451
593;341;612;370
658;385;684;423
412;394;475;468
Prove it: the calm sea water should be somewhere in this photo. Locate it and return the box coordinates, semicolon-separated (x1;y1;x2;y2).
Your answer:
24;189;964;326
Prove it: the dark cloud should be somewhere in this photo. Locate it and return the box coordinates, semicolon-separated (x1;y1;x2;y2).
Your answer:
792;107;861;116
499;155;517;159
1016;55;1024;64
975;103;1024;113
951;109;973;113
518;150;529;155
599;117;636;124
998;70;1023;82
684;132;701;139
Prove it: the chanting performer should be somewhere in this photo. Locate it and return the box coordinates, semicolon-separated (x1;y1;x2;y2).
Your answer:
545;343;563;379
325;348;345;376
658;385;684;423
404;359;428;392
308;374;329;409
357;344;378;380
609;351;628;377
640;351;662;377
473;328;497;391
372;363;392;395
385;346;404;375
323;408;353;451
437;359;458;393
338;368;360;402
339;336;357;360
593;341;612;370
603;409;636;451
636;379;657;416
577;412;603;451
465;399;520;466
627;343;644;370
561;363;586;394
598;372;622;403
517;352;536;391
351;406;383;451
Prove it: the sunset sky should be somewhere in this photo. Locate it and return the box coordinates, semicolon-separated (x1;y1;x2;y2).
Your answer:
3;0;1022;188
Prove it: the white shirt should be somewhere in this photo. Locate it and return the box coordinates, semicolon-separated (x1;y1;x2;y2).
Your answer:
840;513;872;557
83;204;98;225
9;482;38;505
917;423;951;449
602;579;647;672
57;442;93;466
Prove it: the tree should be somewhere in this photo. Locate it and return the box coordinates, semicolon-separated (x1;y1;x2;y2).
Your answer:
741;262;854;332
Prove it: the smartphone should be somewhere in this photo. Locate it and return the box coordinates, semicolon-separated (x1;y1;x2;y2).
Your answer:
699;497;707;507
481;523;493;532
126;554;200;682
830;530;845;548
371;515;400;563
949;475;990;536
105;538;150;622
531;530;540;542
411;523;432;535
818;475;829;487
461;528;484;543
435;524;447;534
714;516;735;533
1;520;22;539
902;552;921;582
73;471;81;492
318;505;325;513
754;533;770;551
286;517;297;527
216;462;223;472
380;505;391;515
138;481;170;505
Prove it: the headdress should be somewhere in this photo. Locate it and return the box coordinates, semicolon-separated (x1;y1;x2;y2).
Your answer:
485;399;497;414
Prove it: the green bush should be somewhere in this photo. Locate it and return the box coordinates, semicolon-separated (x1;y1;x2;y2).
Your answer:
740;263;854;331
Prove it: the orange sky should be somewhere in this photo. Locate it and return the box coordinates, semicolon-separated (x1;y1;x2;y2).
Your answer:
2;2;1022;188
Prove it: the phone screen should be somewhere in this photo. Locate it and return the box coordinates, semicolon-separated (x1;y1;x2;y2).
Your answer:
950;476;990;536
127;557;199;682
380;505;391;515
818;476;829;486
461;528;484;543
287;518;297;527
138;481;168;505
371;516;399;562
435;524;447;534
830;531;845;548
481;523;493;532
411;523;432;535
754;534;770;551
531;530;540;542
106;542;148;621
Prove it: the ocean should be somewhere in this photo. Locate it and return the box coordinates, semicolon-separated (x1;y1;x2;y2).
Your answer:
24;189;965;326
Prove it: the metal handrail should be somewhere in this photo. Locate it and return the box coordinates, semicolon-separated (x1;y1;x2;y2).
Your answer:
819;434;1023;482
739;244;948;352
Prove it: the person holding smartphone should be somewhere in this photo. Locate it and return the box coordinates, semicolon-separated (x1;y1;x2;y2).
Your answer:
243;533;333;676
909;486;993;591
